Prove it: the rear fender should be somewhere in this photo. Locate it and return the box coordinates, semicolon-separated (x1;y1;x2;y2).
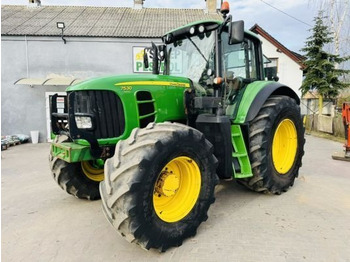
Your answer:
233;81;300;124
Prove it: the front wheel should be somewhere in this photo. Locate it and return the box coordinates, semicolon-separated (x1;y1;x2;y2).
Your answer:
100;122;218;251
49;135;104;200
238;95;305;194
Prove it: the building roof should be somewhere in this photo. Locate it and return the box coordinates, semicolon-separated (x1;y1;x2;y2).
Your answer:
1;5;222;38
302;90;319;99
250;24;305;69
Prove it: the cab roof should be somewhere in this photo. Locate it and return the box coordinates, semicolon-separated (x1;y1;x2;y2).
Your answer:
163;19;260;43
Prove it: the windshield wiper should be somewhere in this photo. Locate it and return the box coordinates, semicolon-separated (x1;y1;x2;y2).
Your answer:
186;36;208;63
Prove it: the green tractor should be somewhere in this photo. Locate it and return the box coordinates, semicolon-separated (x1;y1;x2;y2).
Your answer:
49;3;304;251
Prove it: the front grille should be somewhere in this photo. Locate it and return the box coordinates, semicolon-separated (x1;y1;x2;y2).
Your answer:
73;90;125;139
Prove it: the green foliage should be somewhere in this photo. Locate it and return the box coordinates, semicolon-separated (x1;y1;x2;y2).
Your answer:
300;11;350;99
337;95;350;108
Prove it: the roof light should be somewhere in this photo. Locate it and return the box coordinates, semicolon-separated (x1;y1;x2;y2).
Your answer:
165;33;173;43
189;26;196;35
198;25;205;33
220;1;230;18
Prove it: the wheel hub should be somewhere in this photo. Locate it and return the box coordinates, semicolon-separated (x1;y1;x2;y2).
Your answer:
155;170;180;197
153;156;201;223
81;161;104;182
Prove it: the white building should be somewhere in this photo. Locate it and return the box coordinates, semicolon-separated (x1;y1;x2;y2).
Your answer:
251;24;305;98
1;1;220;142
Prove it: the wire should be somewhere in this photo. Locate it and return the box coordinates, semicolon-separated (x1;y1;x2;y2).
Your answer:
259;0;313;27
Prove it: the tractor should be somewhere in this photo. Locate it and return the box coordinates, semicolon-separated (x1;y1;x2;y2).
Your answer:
49;2;304;251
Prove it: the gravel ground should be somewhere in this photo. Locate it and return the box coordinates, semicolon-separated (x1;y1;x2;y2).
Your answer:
1;134;350;262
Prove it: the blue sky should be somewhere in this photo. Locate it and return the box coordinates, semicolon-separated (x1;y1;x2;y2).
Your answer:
1;0;320;52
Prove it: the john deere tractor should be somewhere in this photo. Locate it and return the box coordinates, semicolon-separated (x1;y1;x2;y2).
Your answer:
49;3;304;251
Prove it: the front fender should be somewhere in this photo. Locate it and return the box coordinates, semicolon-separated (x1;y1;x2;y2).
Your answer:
233;81;300;124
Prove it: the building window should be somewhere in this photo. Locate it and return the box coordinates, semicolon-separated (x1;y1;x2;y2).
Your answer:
264;57;278;80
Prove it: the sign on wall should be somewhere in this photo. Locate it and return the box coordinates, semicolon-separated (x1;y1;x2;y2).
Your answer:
132;47;183;74
56;97;65;114
133;47;165;73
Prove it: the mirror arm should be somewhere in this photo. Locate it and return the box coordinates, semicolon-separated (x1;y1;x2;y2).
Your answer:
143;48;150;69
151;42;159;74
218;14;232;34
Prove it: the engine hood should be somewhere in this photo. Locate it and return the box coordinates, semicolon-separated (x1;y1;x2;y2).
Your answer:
66;74;191;92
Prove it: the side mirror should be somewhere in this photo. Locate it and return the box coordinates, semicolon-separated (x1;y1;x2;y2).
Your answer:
150;42;159;74
158;45;166;61
143;43;161;74
229;20;244;44
143;48;149;69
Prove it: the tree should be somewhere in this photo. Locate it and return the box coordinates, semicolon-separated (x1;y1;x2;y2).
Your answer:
308;0;349;60
300;11;350;115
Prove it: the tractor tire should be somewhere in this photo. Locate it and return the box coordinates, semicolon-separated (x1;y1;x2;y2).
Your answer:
49;135;104;200
100;122;218;251
238;95;305;194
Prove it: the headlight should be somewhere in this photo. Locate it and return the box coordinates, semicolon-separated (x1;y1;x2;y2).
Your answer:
75;116;93;129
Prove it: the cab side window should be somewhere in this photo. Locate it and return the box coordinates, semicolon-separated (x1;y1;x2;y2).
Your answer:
222;33;258;79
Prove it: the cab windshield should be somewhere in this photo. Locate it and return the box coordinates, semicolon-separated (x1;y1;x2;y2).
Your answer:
167;31;215;88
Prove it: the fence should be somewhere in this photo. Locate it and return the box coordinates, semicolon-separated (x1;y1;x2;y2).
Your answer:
304;114;345;138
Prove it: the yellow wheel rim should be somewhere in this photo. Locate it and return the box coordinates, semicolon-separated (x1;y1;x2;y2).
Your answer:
272;119;298;174
153;156;201;223
81;161;104;182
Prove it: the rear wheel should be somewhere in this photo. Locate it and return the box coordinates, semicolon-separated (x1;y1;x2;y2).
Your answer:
49;135;104;200
238;95;305;194
100;122;218;251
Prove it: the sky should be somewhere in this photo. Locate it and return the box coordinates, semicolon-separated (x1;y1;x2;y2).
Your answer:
1;0;321;52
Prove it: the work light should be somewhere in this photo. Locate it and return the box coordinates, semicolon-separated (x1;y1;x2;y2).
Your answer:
56;22;65;29
75;116;93;129
189;26;195;35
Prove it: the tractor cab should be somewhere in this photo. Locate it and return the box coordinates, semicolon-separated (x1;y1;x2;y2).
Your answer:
144;15;265;120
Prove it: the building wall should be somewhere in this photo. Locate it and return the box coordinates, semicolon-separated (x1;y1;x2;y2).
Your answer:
259;36;303;98
1;36;158;142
